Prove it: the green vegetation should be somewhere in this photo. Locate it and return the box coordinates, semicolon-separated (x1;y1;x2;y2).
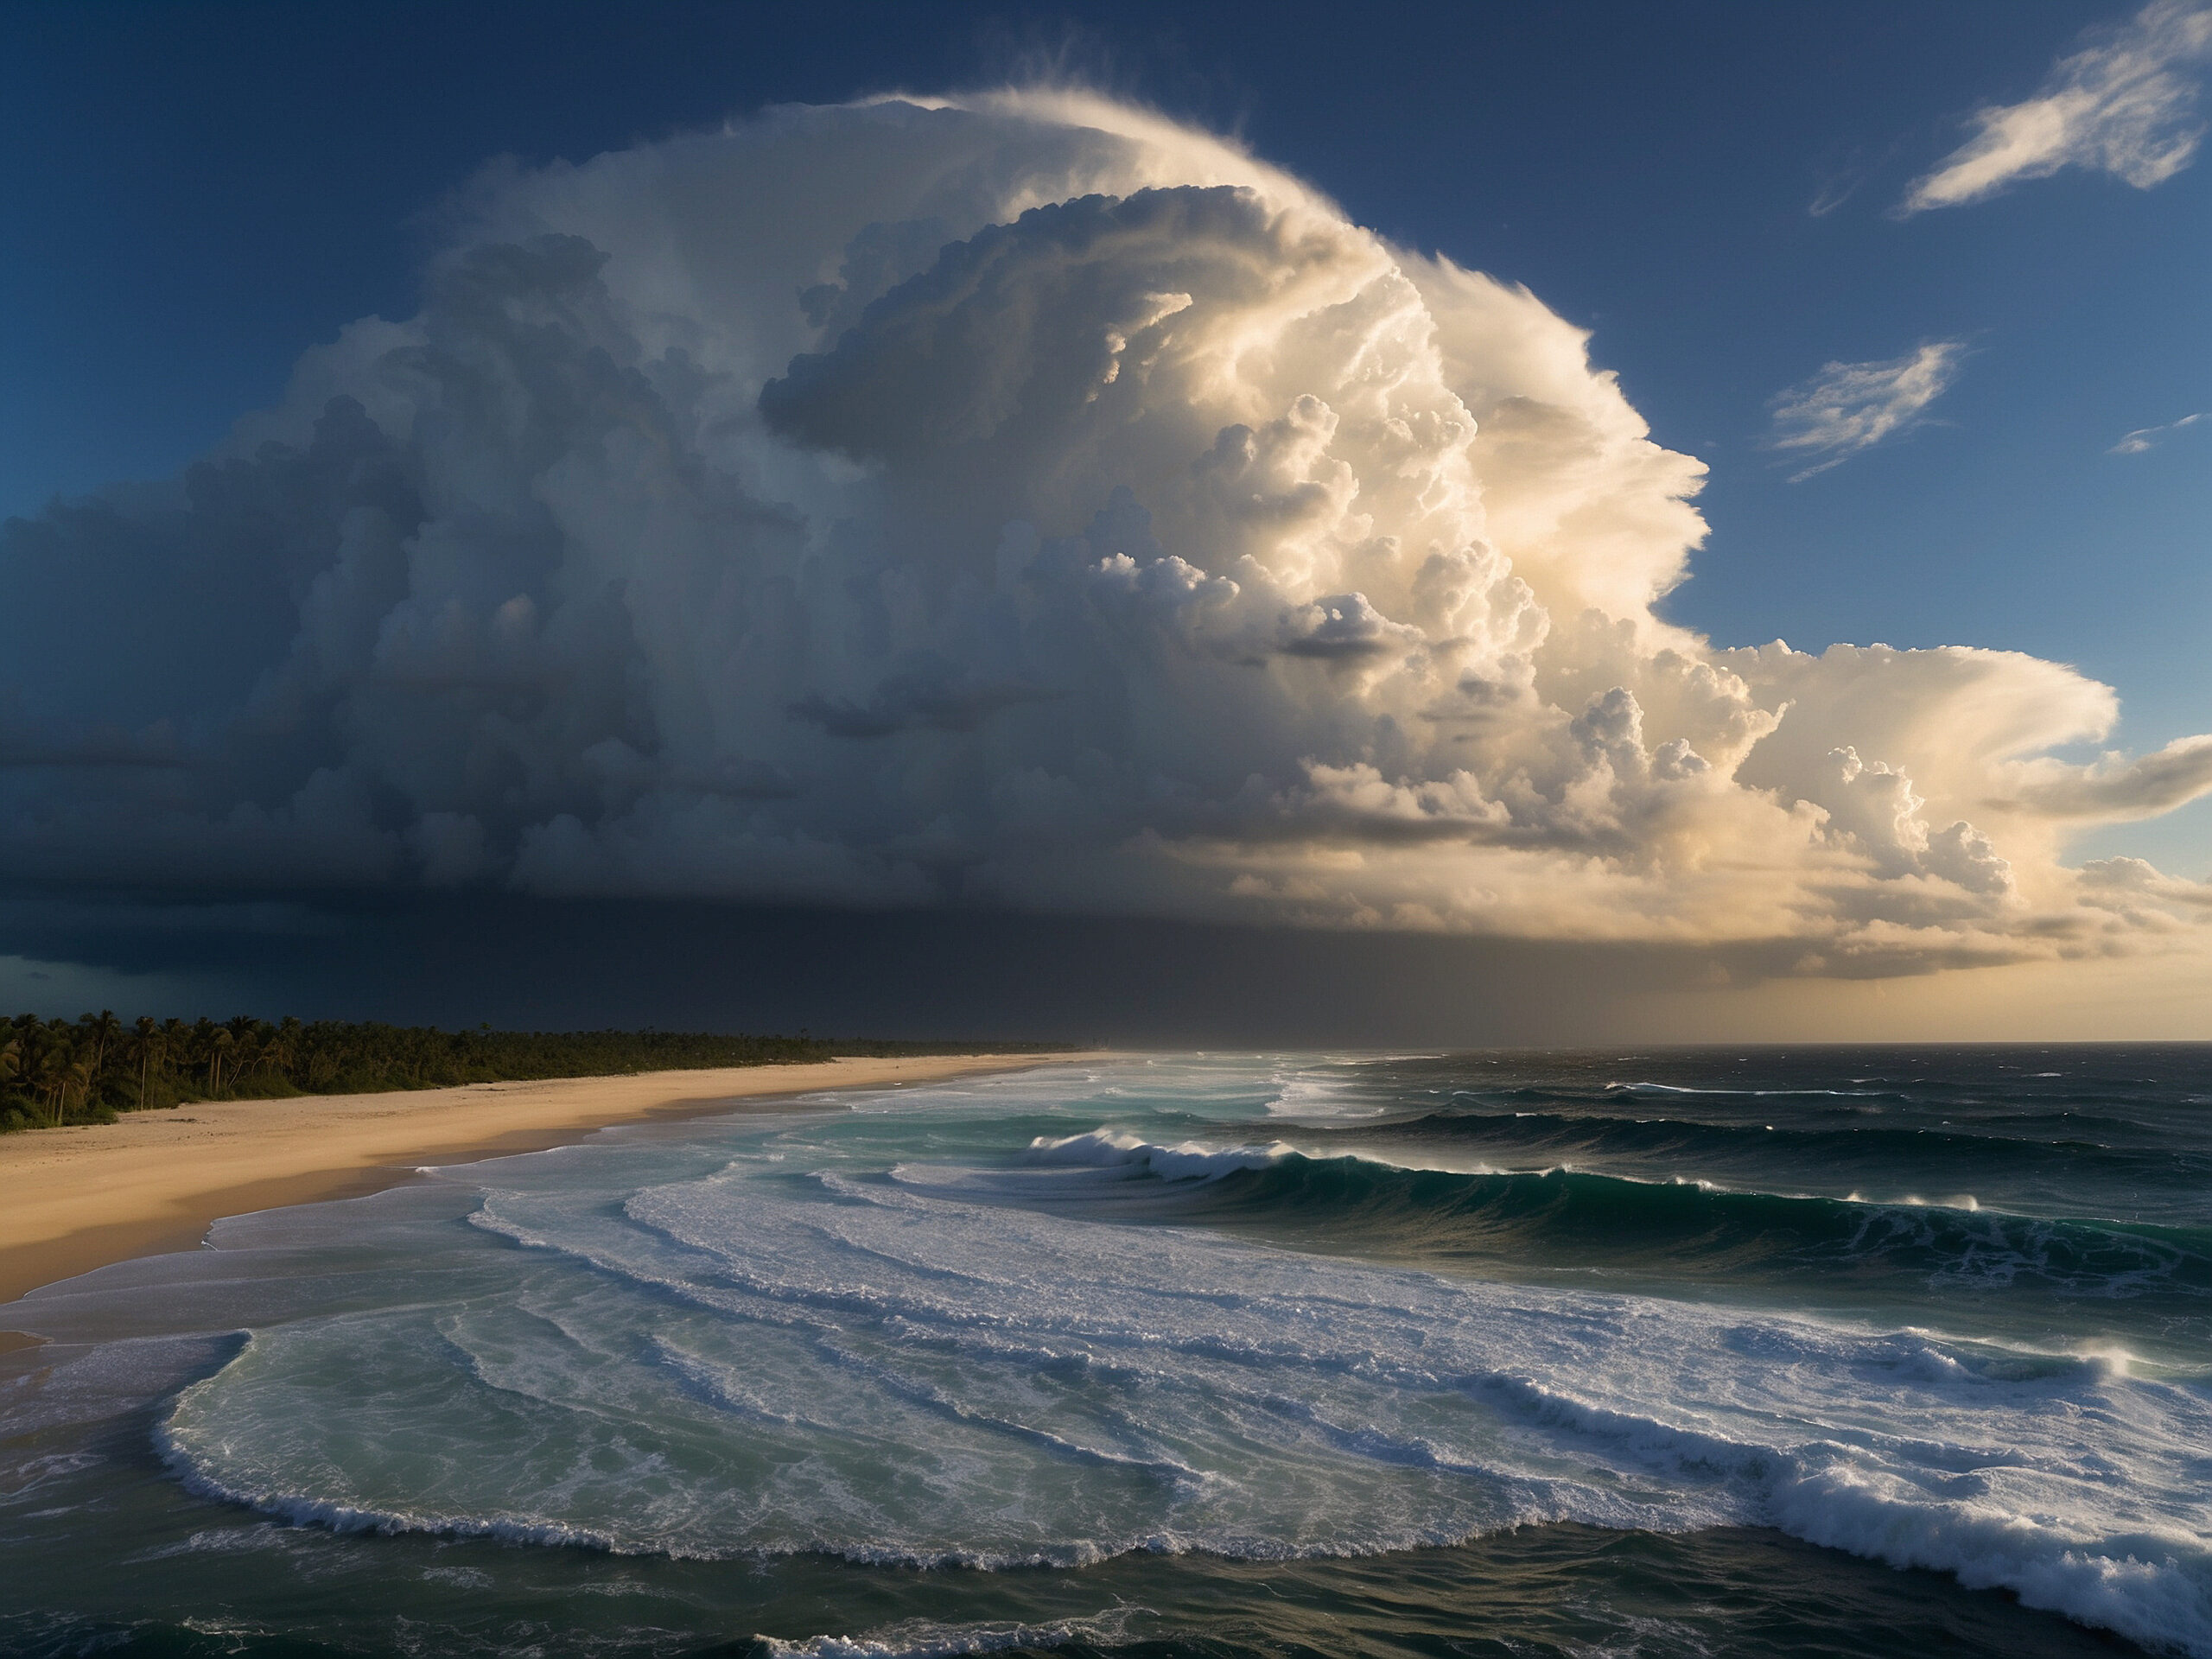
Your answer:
0;1013;1069;1133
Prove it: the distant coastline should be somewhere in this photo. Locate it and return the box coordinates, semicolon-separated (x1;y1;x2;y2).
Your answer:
0;1050;1090;1308
1;1013;1071;1133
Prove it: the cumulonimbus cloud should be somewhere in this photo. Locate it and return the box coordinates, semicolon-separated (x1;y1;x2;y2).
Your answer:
2;88;2207;975
1900;0;2212;214
1766;342;1965;480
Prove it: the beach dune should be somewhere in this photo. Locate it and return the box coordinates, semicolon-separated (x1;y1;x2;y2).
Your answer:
0;1053;1077;1308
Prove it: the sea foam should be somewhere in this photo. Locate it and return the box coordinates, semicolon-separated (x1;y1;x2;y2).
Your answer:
155;1120;2212;1654
1022;1127;1300;1179
757;1609;1147;1658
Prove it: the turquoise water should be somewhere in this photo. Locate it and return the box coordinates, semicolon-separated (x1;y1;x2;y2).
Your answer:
3;1049;2208;1656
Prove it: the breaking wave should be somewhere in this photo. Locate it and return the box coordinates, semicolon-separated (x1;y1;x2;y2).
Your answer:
150;1090;2212;1656
1007;1129;2212;1305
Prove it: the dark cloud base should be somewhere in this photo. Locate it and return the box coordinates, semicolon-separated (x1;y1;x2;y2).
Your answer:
0;892;1776;1046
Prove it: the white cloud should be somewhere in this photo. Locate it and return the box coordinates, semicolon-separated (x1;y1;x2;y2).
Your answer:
1900;0;2212;214
2111;410;2208;452
0;90;2206;976
2011;734;2212;817
1766;343;1966;480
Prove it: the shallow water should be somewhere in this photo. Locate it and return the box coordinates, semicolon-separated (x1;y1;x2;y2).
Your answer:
2;1048;2205;1656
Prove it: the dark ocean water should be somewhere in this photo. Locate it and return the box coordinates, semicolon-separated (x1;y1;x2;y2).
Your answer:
2;1047;2206;1657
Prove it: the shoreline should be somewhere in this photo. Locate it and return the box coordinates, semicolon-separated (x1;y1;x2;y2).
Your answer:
0;1052;1088;1310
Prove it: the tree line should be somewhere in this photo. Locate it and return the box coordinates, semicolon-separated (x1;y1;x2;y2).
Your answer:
0;1013;1069;1133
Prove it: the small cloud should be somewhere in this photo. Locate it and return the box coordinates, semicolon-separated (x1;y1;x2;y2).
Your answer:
1767;342;1967;480
2012;734;2212;818
1807;186;1854;219
1276;594;1422;662
1808;164;1871;219
1899;0;2212;215
2111;410;2208;452
1805;141;1903;218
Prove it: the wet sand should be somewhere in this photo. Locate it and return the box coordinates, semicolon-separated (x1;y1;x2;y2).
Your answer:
0;1052;1083;1306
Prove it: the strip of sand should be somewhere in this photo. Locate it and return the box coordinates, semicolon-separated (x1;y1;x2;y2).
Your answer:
0;1052;1084;1307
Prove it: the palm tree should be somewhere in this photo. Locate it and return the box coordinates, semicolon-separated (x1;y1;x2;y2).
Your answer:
19;1033;64;1127
229;1027;261;1090
60;1054;94;1120
157;1020;184;1102
226;1016;261;1090
132;1016;160;1109
262;1016;302;1085
85;1010;123;1103
207;1027;234;1095
188;1020;214;1097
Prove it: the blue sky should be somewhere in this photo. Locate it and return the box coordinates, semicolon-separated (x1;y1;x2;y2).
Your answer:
2;0;2209;1033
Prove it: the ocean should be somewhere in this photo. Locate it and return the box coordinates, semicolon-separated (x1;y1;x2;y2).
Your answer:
3;1048;2207;1657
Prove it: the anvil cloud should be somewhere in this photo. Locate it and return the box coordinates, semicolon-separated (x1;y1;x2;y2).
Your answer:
4;90;2209;975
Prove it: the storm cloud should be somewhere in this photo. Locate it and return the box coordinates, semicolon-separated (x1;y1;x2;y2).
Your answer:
4;89;2209;978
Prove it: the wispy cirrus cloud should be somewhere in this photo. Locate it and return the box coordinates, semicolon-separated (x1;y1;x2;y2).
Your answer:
1900;0;2212;215
1807;152;1878;218
1767;342;1967;480
2110;410;2208;452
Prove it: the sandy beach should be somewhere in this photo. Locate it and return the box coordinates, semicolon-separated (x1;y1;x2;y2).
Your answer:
0;1052;1082;1308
